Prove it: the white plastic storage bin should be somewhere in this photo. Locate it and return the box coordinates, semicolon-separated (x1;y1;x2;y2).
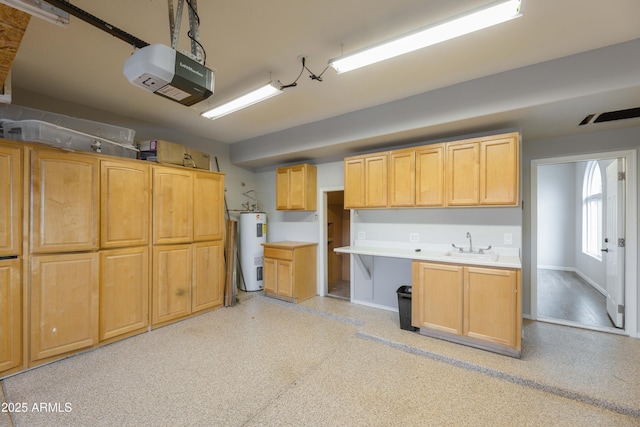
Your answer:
0;104;136;146
2;120;139;159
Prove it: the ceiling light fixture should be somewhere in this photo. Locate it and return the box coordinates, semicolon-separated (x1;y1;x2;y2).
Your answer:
0;0;69;26
329;0;522;74
201;81;283;120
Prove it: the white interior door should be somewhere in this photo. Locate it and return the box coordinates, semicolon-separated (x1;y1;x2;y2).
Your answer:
604;159;625;328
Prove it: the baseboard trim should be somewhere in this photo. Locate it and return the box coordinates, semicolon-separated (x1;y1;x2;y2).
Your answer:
537;265;575;272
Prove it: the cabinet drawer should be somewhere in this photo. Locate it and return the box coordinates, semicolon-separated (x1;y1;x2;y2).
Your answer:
264;248;293;261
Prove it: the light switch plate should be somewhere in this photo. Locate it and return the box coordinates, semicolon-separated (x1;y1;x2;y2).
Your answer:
504;233;513;245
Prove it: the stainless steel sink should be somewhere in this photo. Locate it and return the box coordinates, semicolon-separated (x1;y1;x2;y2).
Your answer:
446;251;499;262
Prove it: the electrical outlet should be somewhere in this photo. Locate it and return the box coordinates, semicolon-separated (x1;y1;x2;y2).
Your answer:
409;233;419;243
504;233;513;245
357;231;366;240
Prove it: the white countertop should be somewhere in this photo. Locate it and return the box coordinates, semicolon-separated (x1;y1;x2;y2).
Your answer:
334;240;521;269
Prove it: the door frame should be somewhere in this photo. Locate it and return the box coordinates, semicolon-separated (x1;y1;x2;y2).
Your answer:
530;149;637;337
317;186;345;297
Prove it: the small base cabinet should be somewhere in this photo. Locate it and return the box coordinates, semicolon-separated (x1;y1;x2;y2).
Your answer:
263;241;317;303
412;261;521;357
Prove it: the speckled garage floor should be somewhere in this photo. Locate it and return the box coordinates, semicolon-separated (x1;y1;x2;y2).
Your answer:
2;293;639;426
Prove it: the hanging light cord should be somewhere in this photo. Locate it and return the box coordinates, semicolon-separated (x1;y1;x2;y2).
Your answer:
281;57;328;89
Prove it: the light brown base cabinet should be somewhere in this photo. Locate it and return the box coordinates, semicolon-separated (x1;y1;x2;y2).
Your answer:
99;247;149;342
30;253;99;364
412;261;521;357
263;241;317;303
0;258;21;375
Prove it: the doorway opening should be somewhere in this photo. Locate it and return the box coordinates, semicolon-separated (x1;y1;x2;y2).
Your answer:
326;190;350;300
531;150;638;337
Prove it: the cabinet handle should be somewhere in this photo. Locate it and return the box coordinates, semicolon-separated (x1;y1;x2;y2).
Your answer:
176;288;187;296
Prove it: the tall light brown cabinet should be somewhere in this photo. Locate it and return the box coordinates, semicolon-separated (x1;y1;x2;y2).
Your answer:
0;142;22;376
0;138;225;378
152;166;225;328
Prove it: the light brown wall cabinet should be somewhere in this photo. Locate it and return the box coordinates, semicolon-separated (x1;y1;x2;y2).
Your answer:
263;242;317;303
344;153;388;209
276;163;317;210
343;132;519;209
416;144;445;206
412;261;521;357
389;149;415;207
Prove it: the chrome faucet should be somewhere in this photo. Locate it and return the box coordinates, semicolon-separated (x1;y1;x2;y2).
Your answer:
466;232;472;253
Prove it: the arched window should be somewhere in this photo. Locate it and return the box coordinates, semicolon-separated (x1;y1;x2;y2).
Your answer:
582;161;602;259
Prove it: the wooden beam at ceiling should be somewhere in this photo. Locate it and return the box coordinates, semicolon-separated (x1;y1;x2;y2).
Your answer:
0;4;31;89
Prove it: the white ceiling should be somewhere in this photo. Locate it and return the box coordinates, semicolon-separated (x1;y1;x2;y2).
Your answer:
10;0;640;168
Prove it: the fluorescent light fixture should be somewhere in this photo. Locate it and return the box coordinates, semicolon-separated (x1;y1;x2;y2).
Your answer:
0;0;69;26
329;0;522;74
201;81;283;120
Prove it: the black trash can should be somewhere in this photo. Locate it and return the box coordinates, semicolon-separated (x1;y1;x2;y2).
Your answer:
396;285;417;331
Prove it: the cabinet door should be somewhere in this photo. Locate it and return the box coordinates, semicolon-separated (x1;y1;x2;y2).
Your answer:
152;244;192;325
276;259;293;298
263;257;277;294
412;262;463;335
31;150;99;253
365;154;388;207
479;135;518;205
30;253;99;362
153;167;193;244
344;158;365;209
275;168;290;210
288;165;307;210
416;144;444;207
0;143;21;256
192;241;224;312
101;160;150;248
0;258;20;373
389;149;415;207
446;142;479;206
464;267;517;347
99;247;149;341
193;171;224;241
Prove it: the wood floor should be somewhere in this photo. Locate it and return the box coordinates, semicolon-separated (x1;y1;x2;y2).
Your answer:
328;279;350;300
537;269;615;328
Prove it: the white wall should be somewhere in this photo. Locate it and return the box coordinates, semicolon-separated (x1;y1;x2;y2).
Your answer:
255;161;344;243
537;163;576;269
